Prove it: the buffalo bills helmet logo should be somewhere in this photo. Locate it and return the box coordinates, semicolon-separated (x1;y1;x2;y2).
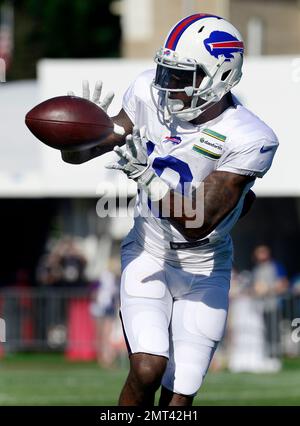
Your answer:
204;31;244;61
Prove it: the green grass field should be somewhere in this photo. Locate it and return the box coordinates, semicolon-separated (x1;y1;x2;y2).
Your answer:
0;354;300;406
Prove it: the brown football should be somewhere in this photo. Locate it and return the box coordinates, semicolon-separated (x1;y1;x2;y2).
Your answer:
25;95;114;151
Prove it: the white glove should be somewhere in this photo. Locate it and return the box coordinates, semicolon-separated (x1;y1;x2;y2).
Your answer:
68;80;114;112
106;127;169;201
68;80;125;135
106;127;152;182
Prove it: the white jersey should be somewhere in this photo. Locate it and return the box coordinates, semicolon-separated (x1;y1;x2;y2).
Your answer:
122;69;278;273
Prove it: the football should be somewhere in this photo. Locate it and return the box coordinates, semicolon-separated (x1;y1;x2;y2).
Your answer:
25;95;114;151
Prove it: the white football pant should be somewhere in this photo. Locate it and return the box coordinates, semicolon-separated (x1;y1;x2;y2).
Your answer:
120;239;230;396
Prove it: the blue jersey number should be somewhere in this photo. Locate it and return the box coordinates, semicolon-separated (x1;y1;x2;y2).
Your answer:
146;140;193;186
146;141;193;215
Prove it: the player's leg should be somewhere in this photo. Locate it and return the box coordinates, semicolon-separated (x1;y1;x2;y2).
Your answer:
159;385;194;406
119;240;173;406
159;281;229;406
119;353;168;406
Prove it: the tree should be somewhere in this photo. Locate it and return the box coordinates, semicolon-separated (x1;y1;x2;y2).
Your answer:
3;0;121;79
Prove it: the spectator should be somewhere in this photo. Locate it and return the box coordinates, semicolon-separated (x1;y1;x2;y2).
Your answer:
35;236;88;347
36;236;87;288
54;236;87;288
90;257;121;368
252;245;289;359
228;267;281;373
252;245;288;297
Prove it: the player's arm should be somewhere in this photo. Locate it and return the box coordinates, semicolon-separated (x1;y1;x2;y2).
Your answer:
161;171;255;241
61;108;133;164
106;128;256;241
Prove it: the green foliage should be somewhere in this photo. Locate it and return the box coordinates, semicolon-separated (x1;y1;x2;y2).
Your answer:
7;0;121;79
25;0;120;57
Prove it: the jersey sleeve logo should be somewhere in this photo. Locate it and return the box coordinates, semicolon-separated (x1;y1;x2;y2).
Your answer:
192;128;226;160
204;31;244;61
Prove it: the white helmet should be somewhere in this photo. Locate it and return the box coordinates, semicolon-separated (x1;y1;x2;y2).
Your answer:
151;13;244;122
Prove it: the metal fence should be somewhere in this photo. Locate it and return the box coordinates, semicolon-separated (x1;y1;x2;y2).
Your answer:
0;287;126;361
224;293;300;373
0;288;300;361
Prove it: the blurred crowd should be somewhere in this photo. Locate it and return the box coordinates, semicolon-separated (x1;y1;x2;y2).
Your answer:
35;235;124;368
1;236;300;370
214;244;300;373
34;238;298;370
36;236;87;288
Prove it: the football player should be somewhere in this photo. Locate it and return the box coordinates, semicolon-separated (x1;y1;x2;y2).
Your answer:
64;14;278;406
